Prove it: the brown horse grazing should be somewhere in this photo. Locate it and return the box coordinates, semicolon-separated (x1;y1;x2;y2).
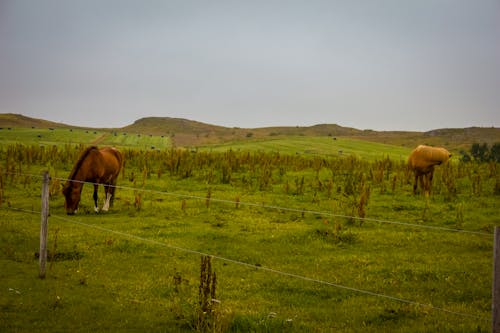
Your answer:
62;146;123;215
408;145;451;194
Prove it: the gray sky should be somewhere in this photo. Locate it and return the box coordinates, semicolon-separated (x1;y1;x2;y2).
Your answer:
1;0;499;131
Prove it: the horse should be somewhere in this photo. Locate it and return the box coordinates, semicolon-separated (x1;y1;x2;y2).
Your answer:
62;146;123;215
408;145;451;194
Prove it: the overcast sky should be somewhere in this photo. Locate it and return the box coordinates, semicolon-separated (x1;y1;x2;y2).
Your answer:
1;1;499;131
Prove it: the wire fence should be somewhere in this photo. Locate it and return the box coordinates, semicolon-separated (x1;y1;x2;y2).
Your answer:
0;170;494;324
5;170;494;237
70;182;494;237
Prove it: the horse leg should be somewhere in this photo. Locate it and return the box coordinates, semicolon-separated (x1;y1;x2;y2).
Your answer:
102;185;112;212
413;173;419;194
427;169;435;194
418;174;425;194
109;182;116;207
93;184;99;212
422;174;429;195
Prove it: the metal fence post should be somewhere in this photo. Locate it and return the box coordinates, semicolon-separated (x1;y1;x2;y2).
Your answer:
39;171;49;279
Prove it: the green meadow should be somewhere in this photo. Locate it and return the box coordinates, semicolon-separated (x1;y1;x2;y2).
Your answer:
0;127;498;332
201;136;410;161
0;127;171;150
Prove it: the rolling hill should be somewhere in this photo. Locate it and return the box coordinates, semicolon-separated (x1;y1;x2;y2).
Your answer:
1;113;499;151
0;113;73;129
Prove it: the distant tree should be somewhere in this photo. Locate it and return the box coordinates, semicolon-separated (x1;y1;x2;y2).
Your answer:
471;143;489;162
491;143;500;163
459;150;471;163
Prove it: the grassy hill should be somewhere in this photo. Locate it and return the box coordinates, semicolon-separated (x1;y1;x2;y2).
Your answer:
350;127;500;151
198;136;411;161
0;113;73;129
1;113;499;152
0;127;172;150
86;116;500;151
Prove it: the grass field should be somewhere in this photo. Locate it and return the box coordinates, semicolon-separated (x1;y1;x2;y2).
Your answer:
0;128;498;332
199;136;411;161
0;127;172;150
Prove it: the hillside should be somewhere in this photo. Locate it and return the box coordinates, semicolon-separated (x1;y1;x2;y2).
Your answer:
350;127;500;151
1;113;499;151
121;117;500;151
121;117;369;146
0;113;73;129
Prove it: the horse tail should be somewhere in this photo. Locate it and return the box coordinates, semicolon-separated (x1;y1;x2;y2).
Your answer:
109;148;123;207
106;147;123;187
110;147;123;177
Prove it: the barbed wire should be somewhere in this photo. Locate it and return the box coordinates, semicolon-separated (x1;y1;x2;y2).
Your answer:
0;205;491;322
0;170;493;236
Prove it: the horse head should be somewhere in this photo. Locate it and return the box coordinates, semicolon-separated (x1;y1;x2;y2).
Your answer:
62;182;80;215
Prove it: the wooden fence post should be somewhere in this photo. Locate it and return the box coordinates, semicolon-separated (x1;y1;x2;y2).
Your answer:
493;226;500;333
39;171;49;279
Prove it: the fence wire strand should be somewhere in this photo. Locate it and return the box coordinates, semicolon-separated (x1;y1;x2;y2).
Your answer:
0;205;491;322
53;175;492;237
0;170;493;236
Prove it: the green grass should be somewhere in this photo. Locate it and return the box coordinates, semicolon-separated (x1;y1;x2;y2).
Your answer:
0;127;101;146
0;127;172;150
98;131;171;150
0;132;497;332
199;136;411;161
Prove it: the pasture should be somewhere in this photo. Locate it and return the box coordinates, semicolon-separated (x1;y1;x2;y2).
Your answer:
197;136;410;161
0;127;171;150
0;130;498;332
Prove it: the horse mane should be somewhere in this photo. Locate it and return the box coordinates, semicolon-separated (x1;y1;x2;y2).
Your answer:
67;146;99;181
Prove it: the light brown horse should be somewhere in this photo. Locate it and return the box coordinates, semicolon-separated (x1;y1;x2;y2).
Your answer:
408;145;451;194
63;146;123;215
